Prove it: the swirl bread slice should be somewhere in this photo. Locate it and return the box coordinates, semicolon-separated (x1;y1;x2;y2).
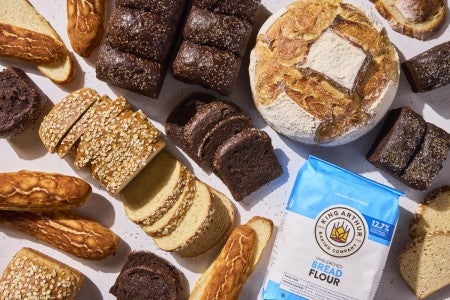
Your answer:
0;0;75;83
398;231;450;299
409;186;450;239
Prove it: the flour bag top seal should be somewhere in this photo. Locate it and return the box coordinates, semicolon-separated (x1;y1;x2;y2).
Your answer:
262;156;403;300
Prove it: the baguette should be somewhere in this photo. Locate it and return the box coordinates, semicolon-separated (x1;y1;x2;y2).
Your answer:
0;23;66;63
0;247;83;299
0;170;91;211
67;0;106;57
0;0;75;83
0;210;120;260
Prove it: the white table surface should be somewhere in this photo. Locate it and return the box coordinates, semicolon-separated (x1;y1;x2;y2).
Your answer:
0;0;449;299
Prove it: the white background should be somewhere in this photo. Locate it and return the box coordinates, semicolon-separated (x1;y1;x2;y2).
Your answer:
0;0;449;299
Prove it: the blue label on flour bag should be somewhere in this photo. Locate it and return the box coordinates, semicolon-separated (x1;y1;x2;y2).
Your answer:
262;156;403;300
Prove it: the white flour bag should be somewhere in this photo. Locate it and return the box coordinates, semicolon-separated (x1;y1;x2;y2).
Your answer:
262;156;403;300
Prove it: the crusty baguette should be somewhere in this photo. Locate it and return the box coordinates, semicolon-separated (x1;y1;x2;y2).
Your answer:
0;23;66;63
190;216;274;300
398;231;450;299
0;170;91;211
373;0;446;40
0;0;75;83
67;0;106;57
0;210;120;260
0;247;83;299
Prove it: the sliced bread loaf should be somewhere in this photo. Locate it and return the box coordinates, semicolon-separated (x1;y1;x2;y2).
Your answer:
398;231;450;299
0;0;75;83
175;187;235;257
121;150;187;223
409;186;450;239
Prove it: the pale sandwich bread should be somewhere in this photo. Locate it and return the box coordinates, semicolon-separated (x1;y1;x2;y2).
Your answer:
0;0;75;83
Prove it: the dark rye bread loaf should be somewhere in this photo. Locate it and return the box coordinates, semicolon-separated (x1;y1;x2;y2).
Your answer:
107;7;177;63
172;41;241;96
193;0;261;23
96;43;165;98
116;0;185;23
184;6;252;57
0;66;45;138
213;128;282;200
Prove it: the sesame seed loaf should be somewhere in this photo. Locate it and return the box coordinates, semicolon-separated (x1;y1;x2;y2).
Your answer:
175;187;235;257
153;180;213;252
0;247;83;299
409;186;450;239
141;170;196;237
39;88;100;153
121;150;187;223
398;231;450;299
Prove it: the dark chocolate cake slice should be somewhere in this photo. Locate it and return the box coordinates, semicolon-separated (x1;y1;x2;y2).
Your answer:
213;128;282;200
0;66;45;138
367;107;427;175
193;0;261;23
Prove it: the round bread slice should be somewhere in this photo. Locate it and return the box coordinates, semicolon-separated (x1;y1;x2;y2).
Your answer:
398;231;450;299
121;150;186;224
175;187;235;257
249;0;399;146
141;170;196;237
409;185;450;239
152;180;212;252
111;266;178;300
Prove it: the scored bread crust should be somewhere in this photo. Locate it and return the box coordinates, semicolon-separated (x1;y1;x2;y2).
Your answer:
398;231;450;299
0;247;83;299
0;0;75;83
409;185;450;239
373;0;446;40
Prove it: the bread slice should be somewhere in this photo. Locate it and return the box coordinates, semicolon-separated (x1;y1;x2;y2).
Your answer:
152;180;213;252
189;216;273;300
121;150;187;223
141;170;196;237
0;247;83;299
58;95;130;158
398;232;450;299
39;88;100;153
409;186;450;239
175;187;235;257
0;0;75;83
373;0;446;40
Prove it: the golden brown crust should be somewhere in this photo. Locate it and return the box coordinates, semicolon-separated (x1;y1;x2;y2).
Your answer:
67;0;106;57
0;210;120;260
0;170;91;211
0;247;83;299
0;23;66;63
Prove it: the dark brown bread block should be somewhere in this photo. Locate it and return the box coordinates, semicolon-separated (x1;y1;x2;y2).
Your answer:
111;266;178;300
172;41;241;96
165;94;214;156
184;6;252;57
198;114;253;169
193;0;261;23
107;7;177;63
96;43;165;98
213;128;282;201
400;123;450;190
0;66;45;138
402;41;450;93
116;0;186;23
367;107;426;175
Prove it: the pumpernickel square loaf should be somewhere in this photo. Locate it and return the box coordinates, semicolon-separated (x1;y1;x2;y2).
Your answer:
193;0;261;23
116;0;186;23
213;128;282;201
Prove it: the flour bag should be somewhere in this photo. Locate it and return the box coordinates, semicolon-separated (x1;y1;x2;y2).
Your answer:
262;156;403;300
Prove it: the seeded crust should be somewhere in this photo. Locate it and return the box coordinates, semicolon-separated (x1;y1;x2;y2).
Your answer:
193;0;261;23
0;247;83;299
116;0;186;23
142;170;197;237
121;150;187;223
409;186;450;239
39;88;99;153
175;187;235;257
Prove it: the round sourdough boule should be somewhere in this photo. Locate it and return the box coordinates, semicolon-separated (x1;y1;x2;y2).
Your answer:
249;0;399;146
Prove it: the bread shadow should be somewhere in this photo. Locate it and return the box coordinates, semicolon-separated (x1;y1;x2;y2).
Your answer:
7;97;53;160
74;192;116;228
77;274;103;300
